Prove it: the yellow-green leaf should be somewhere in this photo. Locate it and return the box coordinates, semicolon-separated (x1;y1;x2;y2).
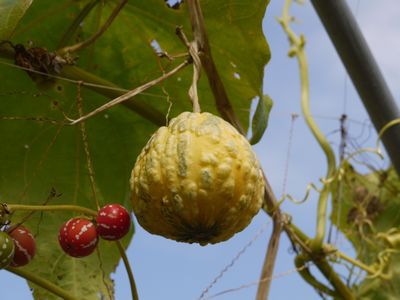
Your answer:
249;95;273;145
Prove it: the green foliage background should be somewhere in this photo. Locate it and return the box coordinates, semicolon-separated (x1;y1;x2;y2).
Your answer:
0;0;270;298
331;163;400;299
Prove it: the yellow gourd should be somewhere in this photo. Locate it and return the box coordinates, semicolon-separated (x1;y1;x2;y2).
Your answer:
130;112;264;245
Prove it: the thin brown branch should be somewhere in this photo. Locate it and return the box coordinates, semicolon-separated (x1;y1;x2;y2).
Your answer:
186;0;245;134
256;212;283;300
181;1;284;279
68;60;190;125
58;0;127;54
185;4;284;295
176;26;191;48
0;116;61;124
255;172;284;300
76;83;101;210
60;65;166;126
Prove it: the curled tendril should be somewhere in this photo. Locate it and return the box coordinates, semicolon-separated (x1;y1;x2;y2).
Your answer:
282;183;323;205
377;228;400;248
265;183;323;215
377;118;400;149
367;249;396;280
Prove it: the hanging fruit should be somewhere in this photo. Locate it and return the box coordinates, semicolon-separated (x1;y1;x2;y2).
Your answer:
130;112;265;245
0;231;15;269
9;225;36;267
58;218;98;258
96;204;131;241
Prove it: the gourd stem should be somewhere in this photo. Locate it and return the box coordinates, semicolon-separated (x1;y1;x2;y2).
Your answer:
189;41;202;113
7;204;98;217
186;0;244;133
7;267;79;300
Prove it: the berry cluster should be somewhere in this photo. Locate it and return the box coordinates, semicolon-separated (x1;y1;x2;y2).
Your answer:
58;204;131;258
0;203;131;268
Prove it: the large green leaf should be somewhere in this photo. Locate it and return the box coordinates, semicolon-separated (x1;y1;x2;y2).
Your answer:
0;0;270;298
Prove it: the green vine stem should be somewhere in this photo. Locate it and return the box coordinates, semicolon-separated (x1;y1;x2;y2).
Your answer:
278;0;336;251
7;204;97;217
333;247;393;280
116;240;139;300
275;214;356;299
334;250;376;275
314;258;355;299
294;254;336;296
6;266;78;300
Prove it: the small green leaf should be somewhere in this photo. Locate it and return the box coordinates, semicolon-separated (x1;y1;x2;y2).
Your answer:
249;95;273;145
0;0;33;40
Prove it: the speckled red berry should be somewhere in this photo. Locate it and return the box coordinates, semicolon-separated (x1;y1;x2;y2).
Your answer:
58;218;98;258
9;225;36;267
96;204;131;240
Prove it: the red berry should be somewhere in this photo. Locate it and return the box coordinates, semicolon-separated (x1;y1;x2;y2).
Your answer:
58;218;98;258
96;204;131;240
9;225;36;267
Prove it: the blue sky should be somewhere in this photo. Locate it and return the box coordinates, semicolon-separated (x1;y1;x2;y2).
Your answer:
1;0;400;299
